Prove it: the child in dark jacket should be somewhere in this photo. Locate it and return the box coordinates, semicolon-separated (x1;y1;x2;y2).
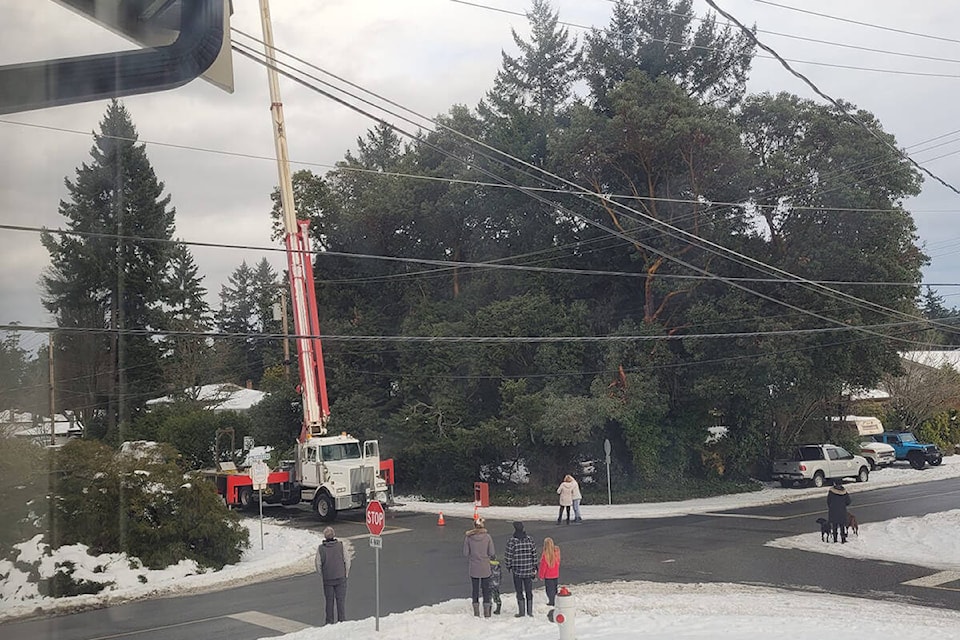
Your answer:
489;555;502;614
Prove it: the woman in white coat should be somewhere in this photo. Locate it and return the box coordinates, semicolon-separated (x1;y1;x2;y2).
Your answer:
557;475;576;525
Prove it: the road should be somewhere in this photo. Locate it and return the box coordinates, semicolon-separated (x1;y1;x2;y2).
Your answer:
5;477;960;639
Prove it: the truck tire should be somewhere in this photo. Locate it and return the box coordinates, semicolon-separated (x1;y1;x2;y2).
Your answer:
857;466;869;483
238;486;254;510
931;455;943;466
867;457;877;471
314;492;337;522
908;451;926;470
811;471;825;488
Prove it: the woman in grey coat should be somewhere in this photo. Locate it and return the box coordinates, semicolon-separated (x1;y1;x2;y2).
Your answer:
463;517;496;617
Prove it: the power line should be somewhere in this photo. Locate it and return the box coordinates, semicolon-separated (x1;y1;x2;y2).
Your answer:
753;0;960;46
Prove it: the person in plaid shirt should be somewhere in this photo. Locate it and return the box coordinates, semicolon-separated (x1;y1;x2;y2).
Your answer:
503;521;537;617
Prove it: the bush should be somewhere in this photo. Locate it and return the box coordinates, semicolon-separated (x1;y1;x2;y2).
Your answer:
130;407;252;470
0;436;50;556
49;439;249;570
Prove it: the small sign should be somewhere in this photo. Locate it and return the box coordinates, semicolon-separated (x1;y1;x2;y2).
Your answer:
250;460;269;490
369;535;382;549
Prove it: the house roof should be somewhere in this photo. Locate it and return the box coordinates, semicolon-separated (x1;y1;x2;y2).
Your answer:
0;410;84;438
900;350;960;370
145;383;266;412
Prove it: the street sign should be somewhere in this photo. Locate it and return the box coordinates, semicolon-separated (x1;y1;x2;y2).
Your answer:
366;500;385;536
250;460;269;490
370;535;383;549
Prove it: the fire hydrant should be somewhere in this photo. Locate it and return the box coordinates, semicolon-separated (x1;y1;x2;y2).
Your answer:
555;585;576;640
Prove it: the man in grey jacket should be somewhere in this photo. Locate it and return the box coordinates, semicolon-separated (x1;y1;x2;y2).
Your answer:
316;526;349;624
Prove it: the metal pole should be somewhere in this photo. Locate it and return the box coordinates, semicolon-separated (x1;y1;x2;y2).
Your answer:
606;459;612;505
259;487;264;550
48;333;55;446
375;546;381;631
281;289;291;380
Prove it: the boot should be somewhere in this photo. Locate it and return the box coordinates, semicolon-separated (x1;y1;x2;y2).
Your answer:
515;597;526;618
483;603;492;618
473;602;480;617
526;598;534;617
494;602;501;615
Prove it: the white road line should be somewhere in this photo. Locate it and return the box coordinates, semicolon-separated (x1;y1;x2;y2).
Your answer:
344;527;411;540
228;611;311;633
903;571;960;589
701;513;786;521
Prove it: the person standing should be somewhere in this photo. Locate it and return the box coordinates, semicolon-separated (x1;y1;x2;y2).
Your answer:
571;475;583;522
557;475;576;524
538;537;561;607
504;520;537;617
827;480;851;543
489;555;503;615
315;526;349;624
463;517;495;617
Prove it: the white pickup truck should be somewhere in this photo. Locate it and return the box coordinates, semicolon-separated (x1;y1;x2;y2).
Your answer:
772;444;870;488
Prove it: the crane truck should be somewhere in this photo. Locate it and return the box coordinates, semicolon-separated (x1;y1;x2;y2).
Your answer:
206;220;394;521
205;3;393;521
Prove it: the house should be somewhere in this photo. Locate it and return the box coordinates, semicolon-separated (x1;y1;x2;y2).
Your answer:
1;409;84;445
145;383;266;413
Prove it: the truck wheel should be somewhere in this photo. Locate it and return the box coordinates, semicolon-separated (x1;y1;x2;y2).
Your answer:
812;472;825;488
314;492;337;522
908;451;926;470
931;456;943;466
867;458;877;471
857;466;869;483
238;487;254;510
779;480;793;488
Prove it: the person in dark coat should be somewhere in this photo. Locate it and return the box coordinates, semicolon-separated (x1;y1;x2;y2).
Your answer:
315;526;349;624
503;521;537;617
827;480;851;543
463;517;496;617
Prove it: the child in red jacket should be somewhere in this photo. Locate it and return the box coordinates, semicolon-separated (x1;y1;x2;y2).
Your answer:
538;537;561;606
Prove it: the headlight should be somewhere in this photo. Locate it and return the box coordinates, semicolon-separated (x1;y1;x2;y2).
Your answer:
376;491;388;503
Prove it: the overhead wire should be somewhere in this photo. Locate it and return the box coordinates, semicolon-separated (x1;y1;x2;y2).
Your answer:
229;32;959;346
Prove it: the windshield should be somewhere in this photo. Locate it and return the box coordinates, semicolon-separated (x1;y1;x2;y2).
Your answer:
900;433;918;443
320;442;362;461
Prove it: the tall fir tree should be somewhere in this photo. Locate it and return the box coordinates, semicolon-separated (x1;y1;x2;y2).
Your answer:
161;242;212;394
41;100;176;442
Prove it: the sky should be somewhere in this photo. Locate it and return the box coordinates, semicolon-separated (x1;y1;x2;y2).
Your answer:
4;457;960;636
3;0;960;359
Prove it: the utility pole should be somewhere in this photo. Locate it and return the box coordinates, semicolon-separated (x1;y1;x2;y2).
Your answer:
48;333;55;446
281;288;291;380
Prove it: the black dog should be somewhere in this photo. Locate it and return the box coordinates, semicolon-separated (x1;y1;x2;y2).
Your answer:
816;517;830;542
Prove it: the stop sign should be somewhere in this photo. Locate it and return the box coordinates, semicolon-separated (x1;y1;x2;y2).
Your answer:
366;500;385;536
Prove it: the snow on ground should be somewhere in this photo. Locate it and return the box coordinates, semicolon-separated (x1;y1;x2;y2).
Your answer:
395;454;960;522
3;456;960;636
272;581;960;640
0;520;334;622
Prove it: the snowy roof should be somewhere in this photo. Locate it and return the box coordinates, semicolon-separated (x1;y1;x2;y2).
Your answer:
847;387;891;401
0;410;84;439
900;350;960;371
145;383;266;412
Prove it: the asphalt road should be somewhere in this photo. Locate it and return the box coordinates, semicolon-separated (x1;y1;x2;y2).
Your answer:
6;475;960;640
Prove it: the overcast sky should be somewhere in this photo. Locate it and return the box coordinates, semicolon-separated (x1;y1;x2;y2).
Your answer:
2;0;960;357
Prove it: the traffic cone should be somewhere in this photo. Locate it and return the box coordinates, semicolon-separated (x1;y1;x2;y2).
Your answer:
437;512;445;526
473;504;479;522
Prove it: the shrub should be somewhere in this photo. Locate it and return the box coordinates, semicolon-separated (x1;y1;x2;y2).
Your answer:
0;436;50;556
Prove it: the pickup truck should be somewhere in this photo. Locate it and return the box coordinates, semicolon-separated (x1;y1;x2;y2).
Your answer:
772;444;870;488
871;432;942;469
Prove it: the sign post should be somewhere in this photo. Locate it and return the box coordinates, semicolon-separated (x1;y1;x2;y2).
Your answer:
250;460;269;550
604;438;612;506
366;500;385;631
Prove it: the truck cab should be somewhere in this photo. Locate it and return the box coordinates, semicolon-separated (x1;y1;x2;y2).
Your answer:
873;432;942;470
297;434;390;521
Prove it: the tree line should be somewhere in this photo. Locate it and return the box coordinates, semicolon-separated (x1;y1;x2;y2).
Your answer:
8;0;960;498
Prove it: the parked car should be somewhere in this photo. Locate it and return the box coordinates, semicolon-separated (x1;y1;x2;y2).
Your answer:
858;441;896;470
772;444;870;488
872;432;942;469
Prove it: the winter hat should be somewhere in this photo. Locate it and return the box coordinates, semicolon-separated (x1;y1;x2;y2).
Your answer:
513;521;525;533
833;479;844;488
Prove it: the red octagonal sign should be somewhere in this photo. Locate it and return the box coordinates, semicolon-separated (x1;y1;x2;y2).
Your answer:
366;500;385;536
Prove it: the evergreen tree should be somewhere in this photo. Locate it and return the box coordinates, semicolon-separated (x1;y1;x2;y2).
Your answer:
41;100;176;442
0;330;27;410
161;242;212;394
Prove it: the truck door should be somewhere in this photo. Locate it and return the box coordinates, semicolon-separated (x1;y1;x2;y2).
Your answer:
363;440;380;463
301;443;321;487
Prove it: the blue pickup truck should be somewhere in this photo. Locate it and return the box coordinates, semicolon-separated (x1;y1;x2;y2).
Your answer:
872;432;942;470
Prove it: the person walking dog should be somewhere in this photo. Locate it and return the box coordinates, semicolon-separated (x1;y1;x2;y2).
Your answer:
827;480;851;543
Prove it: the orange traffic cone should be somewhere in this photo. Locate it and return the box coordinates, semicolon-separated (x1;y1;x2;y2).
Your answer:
437;512;445;526
473;504;479;522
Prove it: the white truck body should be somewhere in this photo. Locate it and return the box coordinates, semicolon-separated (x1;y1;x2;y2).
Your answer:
297;434;390;518
772;444;870;488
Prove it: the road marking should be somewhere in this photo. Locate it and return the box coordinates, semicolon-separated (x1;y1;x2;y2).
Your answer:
344;527;411;540
228;611;311;633
903;571;960;590
701;512;786;521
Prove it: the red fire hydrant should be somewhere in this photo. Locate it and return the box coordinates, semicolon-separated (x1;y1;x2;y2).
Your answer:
555;585;576;639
